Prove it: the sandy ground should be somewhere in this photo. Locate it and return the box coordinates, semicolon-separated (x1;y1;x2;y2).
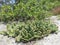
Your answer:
0;16;60;45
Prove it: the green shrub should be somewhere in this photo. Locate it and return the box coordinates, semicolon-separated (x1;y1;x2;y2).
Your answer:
0;0;59;42
0;20;58;42
0;0;60;22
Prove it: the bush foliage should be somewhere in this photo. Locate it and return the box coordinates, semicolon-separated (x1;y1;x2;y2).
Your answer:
0;0;59;42
0;0;60;22
0;20;58;42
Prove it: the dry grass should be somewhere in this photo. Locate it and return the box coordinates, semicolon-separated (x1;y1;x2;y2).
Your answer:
52;6;60;15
